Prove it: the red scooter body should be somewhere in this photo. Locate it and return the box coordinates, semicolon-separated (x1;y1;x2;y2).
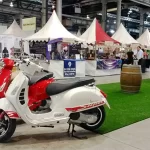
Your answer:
0;58;55;111
28;78;55;110
0;58;14;98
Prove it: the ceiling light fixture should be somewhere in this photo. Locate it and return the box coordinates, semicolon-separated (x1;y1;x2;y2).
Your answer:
128;9;132;14
10;1;14;7
110;29;115;34
97;13;102;16
87;15;90;19
52;5;55;9
0;0;3;2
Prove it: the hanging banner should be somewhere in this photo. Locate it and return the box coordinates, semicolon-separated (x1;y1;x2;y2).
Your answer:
29;41;47;54
97;59;122;70
46;39;52;60
64;59;76;77
22;17;36;31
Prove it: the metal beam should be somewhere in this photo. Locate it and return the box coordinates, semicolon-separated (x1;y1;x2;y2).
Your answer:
0;5;41;17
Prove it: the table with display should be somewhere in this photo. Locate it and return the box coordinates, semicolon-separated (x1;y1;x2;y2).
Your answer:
85;59;122;76
46;59;85;79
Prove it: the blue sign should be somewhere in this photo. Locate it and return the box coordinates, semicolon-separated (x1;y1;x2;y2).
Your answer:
64;60;76;77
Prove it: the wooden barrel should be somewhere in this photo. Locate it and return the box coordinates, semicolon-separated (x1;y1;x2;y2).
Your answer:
120;65;142;93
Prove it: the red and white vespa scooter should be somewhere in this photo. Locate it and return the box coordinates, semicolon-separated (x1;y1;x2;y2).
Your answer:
0;59;110;142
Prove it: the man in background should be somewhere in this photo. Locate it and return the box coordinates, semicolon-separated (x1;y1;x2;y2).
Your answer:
136;46;143;65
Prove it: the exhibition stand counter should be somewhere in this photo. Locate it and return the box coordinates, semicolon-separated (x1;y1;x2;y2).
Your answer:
47;59;85;79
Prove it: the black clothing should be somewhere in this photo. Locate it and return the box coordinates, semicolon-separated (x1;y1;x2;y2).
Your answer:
127;51;133;60
138;58;143;65
2;48;9;58
126;51;134;65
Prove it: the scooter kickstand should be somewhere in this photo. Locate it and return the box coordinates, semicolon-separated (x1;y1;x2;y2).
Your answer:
71;124;87;140
67;123;76;135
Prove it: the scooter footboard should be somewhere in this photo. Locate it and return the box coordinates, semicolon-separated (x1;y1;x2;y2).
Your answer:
0;98;19;119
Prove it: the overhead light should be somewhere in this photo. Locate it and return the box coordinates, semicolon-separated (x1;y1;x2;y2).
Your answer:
52;5;55;9
10;2;14;7
87;15;90;19
0;0;3;2
110;29;115;34
128;9;132;14
97;13;102;16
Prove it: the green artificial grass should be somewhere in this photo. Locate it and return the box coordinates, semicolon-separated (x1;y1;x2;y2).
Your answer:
97;79;150;134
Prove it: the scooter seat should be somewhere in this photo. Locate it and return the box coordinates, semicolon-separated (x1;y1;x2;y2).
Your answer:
28;72;53;86
46;77;95;96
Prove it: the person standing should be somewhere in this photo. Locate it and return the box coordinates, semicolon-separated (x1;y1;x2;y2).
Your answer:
126;49;134;65
136;46;143;65
2;47;9;58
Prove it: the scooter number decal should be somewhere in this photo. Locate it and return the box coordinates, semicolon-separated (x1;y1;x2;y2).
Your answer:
66;101;105;112
83;101;105;109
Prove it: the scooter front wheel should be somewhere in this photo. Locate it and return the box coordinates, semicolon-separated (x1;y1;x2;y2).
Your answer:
80;106;105;131
0;110;16;142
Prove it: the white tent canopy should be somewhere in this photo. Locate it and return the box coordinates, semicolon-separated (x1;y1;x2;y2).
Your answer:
3;20;27;38
112;23;138;44
76;29;81;37
80;18;118;44
137;29;150;46
25;11;83;42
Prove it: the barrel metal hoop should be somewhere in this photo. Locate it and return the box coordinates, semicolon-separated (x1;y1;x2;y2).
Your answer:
121;72;142;75
121;85;141;88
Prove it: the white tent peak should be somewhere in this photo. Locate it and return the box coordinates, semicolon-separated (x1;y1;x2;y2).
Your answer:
137;29;150;46
80;18;118;44
112;23;138;44
80;18;96;44
25;10;83;42
3;20;27;38
76;29;81;37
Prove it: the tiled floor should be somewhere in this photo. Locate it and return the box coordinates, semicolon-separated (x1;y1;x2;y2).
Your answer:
1;72;150;150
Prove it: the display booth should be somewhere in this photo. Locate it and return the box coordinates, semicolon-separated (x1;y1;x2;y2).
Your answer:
80;18;121;76
0;20;29;58
25;11;85;79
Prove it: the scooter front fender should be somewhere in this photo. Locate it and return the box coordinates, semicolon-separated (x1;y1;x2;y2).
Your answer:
104;98;110;109
0;98;20;119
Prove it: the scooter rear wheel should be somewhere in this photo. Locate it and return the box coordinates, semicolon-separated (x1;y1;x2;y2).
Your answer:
0;110;16;142
80;106;105;131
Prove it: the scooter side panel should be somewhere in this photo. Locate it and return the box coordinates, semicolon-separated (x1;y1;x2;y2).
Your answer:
0;98;19;119
50;86;109;112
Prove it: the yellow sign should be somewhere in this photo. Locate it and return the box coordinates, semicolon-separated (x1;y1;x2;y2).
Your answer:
22;17;36;31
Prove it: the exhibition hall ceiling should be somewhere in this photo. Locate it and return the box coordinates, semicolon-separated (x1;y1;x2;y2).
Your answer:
0;0;149;26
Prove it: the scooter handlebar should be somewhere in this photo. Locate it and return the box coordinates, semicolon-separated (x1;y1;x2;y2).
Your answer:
42;69;49;73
